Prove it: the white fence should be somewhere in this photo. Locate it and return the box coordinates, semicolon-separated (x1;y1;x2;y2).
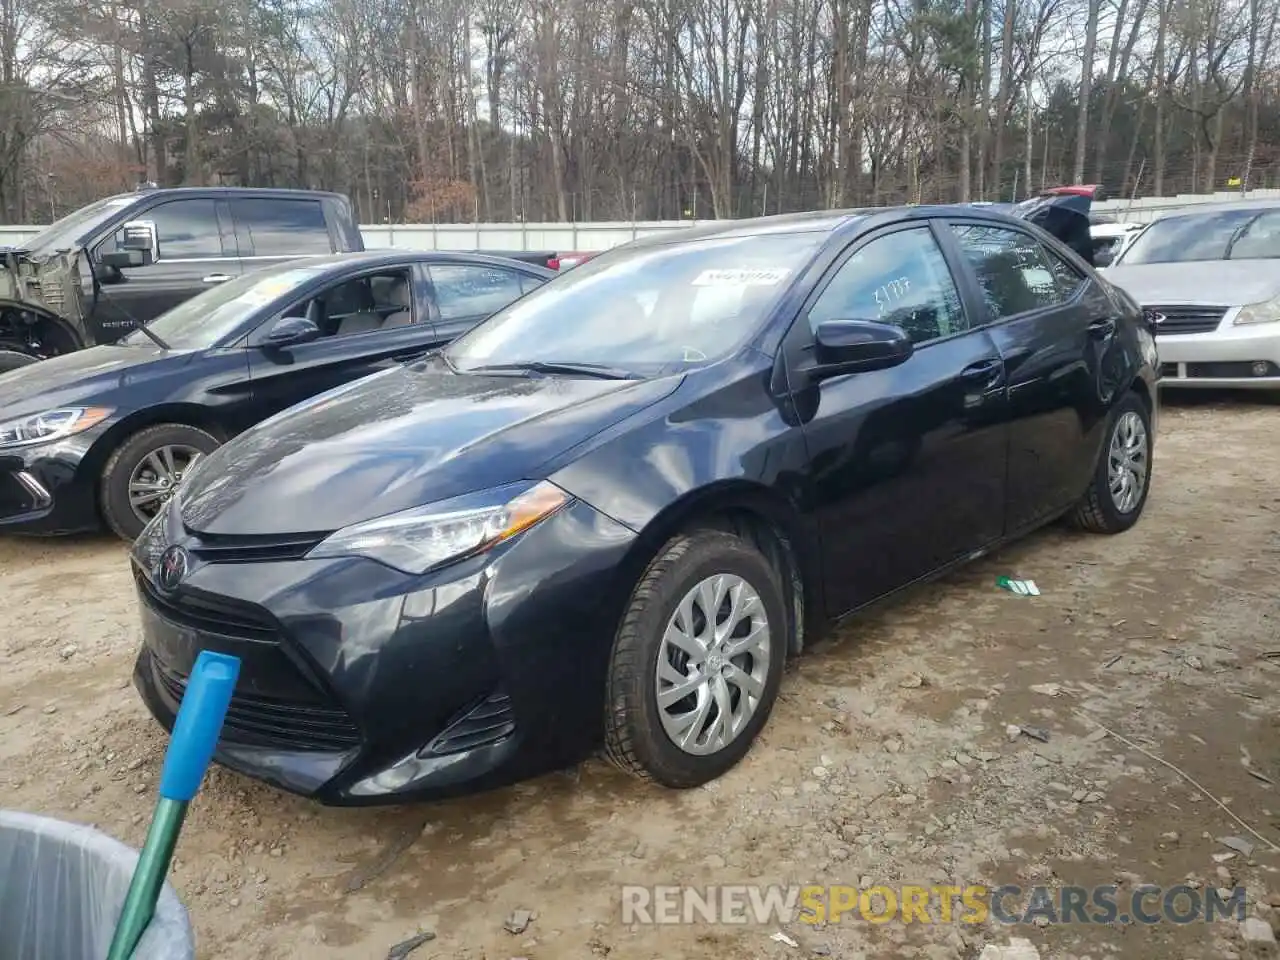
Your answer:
2;188;1277;254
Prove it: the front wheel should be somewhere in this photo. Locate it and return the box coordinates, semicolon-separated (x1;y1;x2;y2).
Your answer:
1069;390;1153;534
603;529;788;788
100;423;221;541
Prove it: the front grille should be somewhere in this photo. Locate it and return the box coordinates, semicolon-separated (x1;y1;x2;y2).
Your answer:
185;528;327;564
135;570;277;640
1148;304;1227;336
153;657;361;751
1187;361;1280;378
422;691;516;756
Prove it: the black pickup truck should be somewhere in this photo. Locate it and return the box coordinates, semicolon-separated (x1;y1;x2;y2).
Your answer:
0;187;561;373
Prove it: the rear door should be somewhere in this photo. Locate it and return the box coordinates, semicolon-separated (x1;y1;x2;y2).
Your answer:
246;262;442;423
425;262;549;342
229;196;335;272
91;197;241;341
944;218;1120;533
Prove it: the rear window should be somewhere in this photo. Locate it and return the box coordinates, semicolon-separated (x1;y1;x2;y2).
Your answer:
231;198;332;257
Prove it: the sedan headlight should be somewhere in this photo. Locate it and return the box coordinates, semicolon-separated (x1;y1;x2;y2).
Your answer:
0;406;113;449
1234;294;1280;325
306;480;571;574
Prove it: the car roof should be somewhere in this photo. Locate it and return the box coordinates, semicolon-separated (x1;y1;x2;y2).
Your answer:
260;249;556;275
104;186;352;203
618;203;1038;252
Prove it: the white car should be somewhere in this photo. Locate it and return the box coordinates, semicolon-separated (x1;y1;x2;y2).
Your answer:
1090;221;1144;266
1100;200;1280;389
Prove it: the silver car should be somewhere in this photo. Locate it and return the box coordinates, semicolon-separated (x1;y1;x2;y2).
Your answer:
1102;199;1280;389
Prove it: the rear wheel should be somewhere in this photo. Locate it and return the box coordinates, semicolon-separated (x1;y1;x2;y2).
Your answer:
603;529;788;788
1070;390;1152;534
100;424;221;541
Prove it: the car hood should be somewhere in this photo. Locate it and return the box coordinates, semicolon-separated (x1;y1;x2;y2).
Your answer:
179;362;684;537
0;343;179;417
1099;261;1280;306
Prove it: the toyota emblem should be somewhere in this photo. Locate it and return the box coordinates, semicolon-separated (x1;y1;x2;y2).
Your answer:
156;546;189;592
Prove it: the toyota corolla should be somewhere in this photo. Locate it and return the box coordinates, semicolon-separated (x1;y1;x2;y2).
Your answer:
130;201;1158;804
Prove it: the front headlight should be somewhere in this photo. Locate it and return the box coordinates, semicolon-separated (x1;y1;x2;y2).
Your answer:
0;406;113;449
305;480;572;574
1234;294;1280;325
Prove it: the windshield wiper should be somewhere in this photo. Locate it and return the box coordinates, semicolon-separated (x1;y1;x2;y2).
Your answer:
131;324;170;350
465;360;638;380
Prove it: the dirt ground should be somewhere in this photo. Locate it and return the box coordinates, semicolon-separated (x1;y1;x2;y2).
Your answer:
2;392;1279;960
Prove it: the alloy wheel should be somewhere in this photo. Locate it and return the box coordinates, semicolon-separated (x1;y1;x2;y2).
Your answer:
128;445;203;524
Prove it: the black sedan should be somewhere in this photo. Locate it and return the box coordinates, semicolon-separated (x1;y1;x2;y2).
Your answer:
130;200;1158;804
0;251;553;539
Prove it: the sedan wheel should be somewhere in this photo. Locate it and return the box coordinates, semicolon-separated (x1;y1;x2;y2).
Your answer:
101;423;221;541
1106;410;1148;515
1070;390;1153;534
656;574;772;755
604;529;787;788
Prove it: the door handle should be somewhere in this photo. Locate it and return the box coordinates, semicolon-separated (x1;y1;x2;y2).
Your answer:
1088;316;1117;339
960;358;1003;382
202;273;233;283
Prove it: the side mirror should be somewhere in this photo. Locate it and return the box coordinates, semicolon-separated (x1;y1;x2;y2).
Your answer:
810;319;913;379
101;249;148;269
117;220;158;264
265;314;321;348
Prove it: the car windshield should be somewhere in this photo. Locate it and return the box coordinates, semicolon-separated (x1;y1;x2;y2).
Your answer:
119;263;328;350
23;195;137;252
444;231;825;376
1117;209;1273;264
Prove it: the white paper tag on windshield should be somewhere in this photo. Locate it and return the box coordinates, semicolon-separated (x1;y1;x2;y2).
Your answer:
692;267;791;287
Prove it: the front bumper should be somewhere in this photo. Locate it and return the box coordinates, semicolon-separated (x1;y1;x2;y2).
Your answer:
0;431;104;534
1155;308;1280;388
130;495;638;805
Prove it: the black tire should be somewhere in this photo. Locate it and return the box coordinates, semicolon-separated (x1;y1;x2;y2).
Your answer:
0;350;38;374
100;423;221;541
1069;390;1153;534
603;529;788;788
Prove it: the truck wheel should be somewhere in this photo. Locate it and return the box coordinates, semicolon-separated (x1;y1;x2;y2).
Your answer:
603;530;788;788
0;350;38;374
100;424;221;541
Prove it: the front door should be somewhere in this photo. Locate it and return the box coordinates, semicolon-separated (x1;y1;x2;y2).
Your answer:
91;198;241;342
785;222;1010;617
246;264;443;423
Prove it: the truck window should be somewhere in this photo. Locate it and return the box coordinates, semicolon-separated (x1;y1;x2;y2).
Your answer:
231;198;332;257
97;199;225;260
148;200;224;259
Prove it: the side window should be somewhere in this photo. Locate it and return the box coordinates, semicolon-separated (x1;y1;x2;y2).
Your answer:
429;264;525;321
285;268;415;338
519;273;548;295
808;227;967;345
231;198;332;257
950;224;1067;320
1045;247;1086;299
147;200;224;259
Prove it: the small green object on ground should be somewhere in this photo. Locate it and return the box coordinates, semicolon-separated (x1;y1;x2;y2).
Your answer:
996;576;1040;596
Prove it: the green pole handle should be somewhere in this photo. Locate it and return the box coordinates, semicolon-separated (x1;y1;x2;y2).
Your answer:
107;651;239;959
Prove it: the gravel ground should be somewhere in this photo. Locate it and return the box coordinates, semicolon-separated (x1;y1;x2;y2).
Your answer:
2;393;1279;960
